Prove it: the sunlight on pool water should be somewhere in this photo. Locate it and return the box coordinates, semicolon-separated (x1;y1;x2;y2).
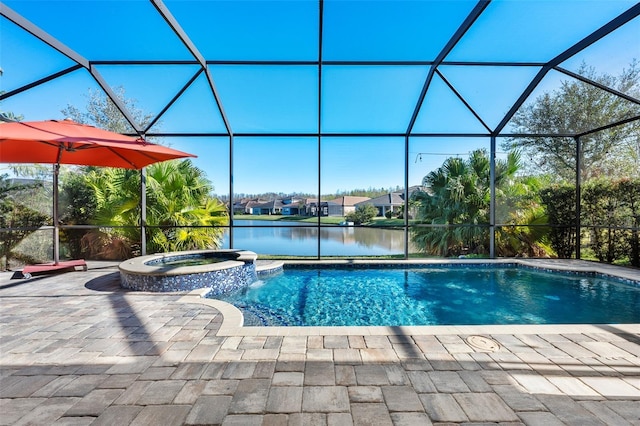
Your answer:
213;266;640;327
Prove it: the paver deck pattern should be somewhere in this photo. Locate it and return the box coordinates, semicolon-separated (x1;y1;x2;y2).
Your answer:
1;261;639;425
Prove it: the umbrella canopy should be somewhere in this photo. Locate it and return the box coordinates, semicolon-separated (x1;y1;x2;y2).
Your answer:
0;119;195;168
0;119;196;267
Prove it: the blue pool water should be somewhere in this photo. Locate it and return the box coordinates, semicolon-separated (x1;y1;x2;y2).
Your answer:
212;266;640;327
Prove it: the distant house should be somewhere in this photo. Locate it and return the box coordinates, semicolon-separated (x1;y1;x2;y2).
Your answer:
281;197;305;216
232;196;306;216
304;199;323;216
303;199;341;216
232;198;252;214
356;193;404;217
281;205;299;215
327;196;371;216
232;198;269;215
251;199;284;215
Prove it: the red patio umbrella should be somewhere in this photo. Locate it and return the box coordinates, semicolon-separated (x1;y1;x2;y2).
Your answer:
0;119;194;168
0;119;196;273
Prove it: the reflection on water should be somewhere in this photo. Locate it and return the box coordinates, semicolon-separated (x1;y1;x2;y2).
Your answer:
223;220;407;256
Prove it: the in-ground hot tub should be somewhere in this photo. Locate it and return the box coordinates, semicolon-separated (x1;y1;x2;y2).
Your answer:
119;249;258;293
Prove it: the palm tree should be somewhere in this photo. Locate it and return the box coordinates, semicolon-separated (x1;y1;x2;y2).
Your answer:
411;149;547;257
495;175;551;257
82;160;228;259
145;160;228;253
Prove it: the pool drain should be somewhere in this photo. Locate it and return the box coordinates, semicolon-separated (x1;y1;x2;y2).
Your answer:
465;335;501;352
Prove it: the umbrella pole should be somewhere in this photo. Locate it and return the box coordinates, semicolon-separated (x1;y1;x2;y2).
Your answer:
140;168;146;256
53;163;60;265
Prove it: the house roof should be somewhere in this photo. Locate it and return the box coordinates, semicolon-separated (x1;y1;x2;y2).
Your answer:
356;193;404;206
328;196;371;207
252;199;284;209
233;197;260;206
245;200;268;208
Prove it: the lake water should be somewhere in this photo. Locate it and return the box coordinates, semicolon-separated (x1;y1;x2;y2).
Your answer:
222;219;407;256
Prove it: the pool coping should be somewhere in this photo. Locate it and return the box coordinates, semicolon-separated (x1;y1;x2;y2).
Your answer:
178;258;640;337
118;249;258;276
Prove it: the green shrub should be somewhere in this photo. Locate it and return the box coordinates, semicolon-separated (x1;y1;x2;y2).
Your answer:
346;204;378;225
539;178;640;265
616;179;640;267
539;185;576;258
582;180;627;263
0;175;51;267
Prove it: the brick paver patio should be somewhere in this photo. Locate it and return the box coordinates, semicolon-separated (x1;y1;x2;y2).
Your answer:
1;262;639;425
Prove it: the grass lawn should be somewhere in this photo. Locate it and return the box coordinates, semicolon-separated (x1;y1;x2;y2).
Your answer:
234;214;344;225
233;215;414;227
234;214;283;221
369;218;405;227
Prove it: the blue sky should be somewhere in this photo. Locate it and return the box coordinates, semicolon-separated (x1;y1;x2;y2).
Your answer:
1;0;638;195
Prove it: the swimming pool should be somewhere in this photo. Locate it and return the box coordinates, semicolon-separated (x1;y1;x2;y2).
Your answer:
212;265;640;327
